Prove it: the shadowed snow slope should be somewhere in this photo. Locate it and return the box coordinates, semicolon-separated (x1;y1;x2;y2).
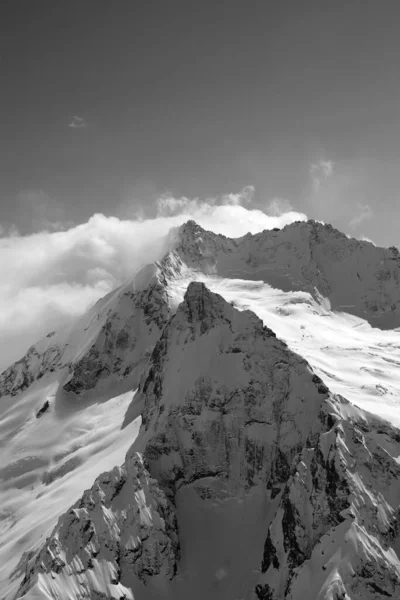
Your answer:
14;284;400;600
2;220;400;599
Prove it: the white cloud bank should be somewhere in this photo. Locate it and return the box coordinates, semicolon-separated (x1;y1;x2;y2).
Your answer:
0;189;306;371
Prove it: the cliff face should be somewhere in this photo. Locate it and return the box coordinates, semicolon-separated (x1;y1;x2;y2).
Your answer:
15;283;400;600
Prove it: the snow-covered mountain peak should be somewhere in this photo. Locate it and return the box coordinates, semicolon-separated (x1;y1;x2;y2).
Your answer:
4;219;400;599
169;218;400;327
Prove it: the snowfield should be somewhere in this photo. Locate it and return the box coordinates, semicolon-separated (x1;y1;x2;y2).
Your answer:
1;219;400;600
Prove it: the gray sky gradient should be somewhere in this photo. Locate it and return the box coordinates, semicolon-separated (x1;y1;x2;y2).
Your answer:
1;1;400;245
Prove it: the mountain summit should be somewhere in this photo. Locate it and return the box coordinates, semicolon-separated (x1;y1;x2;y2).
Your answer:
2;220;400;600
170;219;400;328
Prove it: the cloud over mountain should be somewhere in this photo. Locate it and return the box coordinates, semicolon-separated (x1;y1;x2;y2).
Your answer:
0;192;306;371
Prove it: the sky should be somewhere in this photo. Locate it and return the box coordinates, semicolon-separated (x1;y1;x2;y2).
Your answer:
1;0;400;368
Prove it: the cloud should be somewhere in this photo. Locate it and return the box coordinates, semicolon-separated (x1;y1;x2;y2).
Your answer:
0;223;20;238
220;185;255;206
68;116;87;128
267;198;294;217
155;185;255;217
0;189;307;372
349;203;373;228
310;159;334;193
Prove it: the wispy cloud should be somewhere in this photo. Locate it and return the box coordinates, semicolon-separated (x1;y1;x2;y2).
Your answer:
221;185;255;206
267;198;293;217
349;203;373;228
68;115;87;128
310;159;335;193
0;189;307;371
155;185;255;217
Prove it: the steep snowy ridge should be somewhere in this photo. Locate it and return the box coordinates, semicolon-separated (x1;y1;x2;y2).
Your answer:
0;263;172;400
15;283;400;600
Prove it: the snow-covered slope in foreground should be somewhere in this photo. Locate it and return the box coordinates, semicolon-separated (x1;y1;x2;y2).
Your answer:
15;284;400;600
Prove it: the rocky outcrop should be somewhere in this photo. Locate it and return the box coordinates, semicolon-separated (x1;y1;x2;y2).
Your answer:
0;333;64;397
16;453;179;600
